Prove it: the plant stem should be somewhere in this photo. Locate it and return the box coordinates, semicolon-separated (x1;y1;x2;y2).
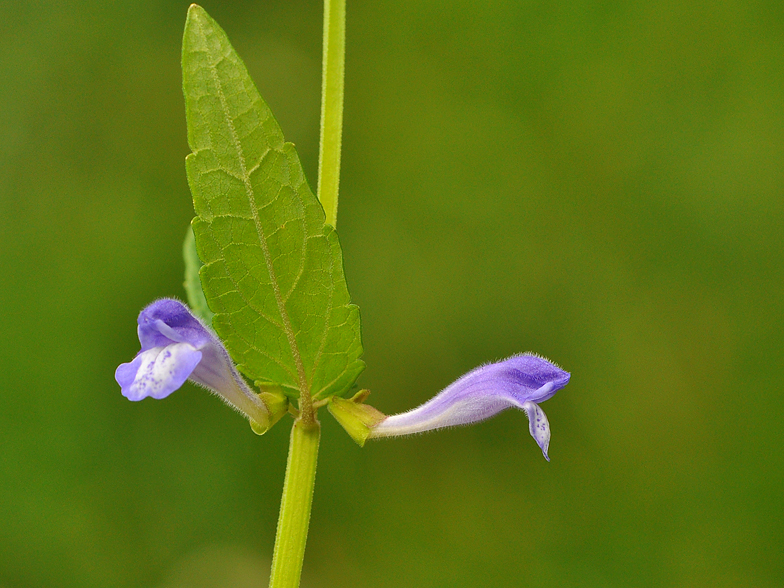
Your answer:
317;0;346;228
269;418;321;588
268;2;344;585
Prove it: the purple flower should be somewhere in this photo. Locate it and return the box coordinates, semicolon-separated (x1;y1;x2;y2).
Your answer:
115;299;276;429
369;354;570;460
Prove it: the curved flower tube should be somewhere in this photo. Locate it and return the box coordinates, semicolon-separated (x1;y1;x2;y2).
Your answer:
368;354;570;460
115;298;282;431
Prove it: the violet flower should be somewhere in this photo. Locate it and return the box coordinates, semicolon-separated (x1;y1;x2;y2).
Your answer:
115;299;280;431
369;354;570;460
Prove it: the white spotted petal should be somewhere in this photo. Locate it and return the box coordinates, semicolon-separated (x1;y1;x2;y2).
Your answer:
119;343;202;401
522;401;551;461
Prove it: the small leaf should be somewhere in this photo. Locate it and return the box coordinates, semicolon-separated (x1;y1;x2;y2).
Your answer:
182;5;364;400
182;225;214;324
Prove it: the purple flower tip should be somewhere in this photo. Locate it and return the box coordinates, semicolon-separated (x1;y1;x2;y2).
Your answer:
369;353;570;460
115;299;270;426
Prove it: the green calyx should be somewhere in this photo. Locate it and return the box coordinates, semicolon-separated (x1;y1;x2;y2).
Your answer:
250;383;290;435
328;390;387;447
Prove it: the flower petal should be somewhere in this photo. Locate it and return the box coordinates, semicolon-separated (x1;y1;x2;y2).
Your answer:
117;343;202;401
137;298;212;351
522;401;551;461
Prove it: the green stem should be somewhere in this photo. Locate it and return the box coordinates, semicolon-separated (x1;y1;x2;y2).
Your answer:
317;0;346;228
269;418;321;588
268;2;344;584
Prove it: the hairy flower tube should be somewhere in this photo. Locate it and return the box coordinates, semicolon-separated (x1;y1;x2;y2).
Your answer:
115;298;286;432
331;354;570;460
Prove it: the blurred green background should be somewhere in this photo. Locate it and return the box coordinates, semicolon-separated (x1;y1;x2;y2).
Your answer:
1;0;782;586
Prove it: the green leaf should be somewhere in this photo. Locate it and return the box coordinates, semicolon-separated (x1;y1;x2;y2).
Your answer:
182;5;364;400
182;225;214;325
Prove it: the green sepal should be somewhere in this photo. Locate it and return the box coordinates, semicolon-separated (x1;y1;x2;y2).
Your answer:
249;383;290;435
328;390;387;447
182;225;214;325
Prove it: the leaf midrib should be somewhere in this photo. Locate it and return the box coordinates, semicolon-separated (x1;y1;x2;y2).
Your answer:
204;41;310;397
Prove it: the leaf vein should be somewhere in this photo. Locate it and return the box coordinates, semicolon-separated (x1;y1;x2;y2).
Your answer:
206;52;310;396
